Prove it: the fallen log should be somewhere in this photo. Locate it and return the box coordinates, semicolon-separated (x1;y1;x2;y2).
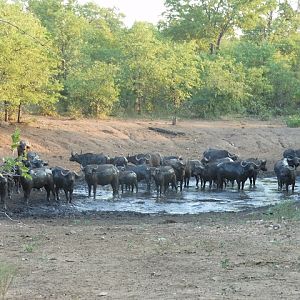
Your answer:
148;127;186;136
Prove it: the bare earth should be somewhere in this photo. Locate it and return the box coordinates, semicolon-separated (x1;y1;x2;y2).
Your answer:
1;116;300;299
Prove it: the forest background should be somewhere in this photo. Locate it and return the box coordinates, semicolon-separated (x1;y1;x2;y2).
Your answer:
1;0;300;123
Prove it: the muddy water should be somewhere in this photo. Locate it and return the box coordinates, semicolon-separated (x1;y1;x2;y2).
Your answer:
67;177;299;215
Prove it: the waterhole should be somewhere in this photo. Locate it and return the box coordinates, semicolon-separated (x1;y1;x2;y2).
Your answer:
64;177;298;215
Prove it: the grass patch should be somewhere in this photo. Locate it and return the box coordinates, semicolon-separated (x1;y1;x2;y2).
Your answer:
265;201;300;221
221;258;230;269
23;242;37;253
0;262;17;300
286;115;300;128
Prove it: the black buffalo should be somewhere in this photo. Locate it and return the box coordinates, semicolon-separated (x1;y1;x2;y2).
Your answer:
283;148;300;159
70;152;110;167
202;148;238;163
199;158;233;189
23;151;48;169
217;161;255;190
82;164;119;198
152;166;177;196
0;173;14;209
245;158;267;186
118;170;138;193
110;156;128;167
184;159;204;188
20;167;55;204
162;158;185;191
52;167;80;203
17;140;31;157
126;154;148;165
274;158;298;192
125;164;151;191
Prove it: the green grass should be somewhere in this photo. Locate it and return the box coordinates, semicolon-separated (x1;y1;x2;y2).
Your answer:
221;258;230;269
286;115;300;128
0;262;17;300
265;201;300;221
23;242;37;253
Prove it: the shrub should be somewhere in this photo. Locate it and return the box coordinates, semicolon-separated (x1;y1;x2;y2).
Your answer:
286;115;300;128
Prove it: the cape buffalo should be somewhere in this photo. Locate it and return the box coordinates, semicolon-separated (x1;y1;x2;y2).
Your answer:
217;161;255;190
20;167;55;205
274;158;298;192
152;166;177;196
70;152;110;167
184;159;204;188
118;170;138;193
52;167;80;203
245;158;267;186
0;173;13;210
125;164;151;191
82;164;119;198
202;148;238;163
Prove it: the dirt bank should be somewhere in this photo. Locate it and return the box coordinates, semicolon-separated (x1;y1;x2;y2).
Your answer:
0;116;297;172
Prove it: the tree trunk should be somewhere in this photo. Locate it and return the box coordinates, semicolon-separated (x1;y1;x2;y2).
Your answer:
135;97;141;115
17;102;22;123
4;101;8;122
172;98;177;125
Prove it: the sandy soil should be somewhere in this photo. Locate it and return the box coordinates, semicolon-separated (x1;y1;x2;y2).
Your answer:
1;116;300;299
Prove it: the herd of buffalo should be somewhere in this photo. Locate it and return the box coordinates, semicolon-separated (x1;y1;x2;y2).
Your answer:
0;141;300;210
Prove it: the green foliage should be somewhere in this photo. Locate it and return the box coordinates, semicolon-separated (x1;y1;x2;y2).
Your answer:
0;128;30;179
190;55;247;118
160;0;275;52
0;0;298;120
0;262;17;300
0;1;62;121
10;128;20;151
23;242;37;253
66;61;119;117
286;115;300;128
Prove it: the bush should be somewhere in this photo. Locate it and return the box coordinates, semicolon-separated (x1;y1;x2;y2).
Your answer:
286;115;300;128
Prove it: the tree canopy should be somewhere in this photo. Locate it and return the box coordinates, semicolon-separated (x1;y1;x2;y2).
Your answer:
0;0;299;121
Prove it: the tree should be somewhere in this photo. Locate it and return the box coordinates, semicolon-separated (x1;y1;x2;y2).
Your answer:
160;0;275;53
118;22;166;114
0;1;61;122
66;61;119;117
190;55;248;117
160;41;200;124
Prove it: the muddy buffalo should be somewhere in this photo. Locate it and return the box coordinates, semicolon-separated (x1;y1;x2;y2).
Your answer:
202;148;238;163
118;170;138;193
274;158;298;192
20;167;55;204
70;152;110;167
52;167;80;203
152;166;177;196
82;164;119;198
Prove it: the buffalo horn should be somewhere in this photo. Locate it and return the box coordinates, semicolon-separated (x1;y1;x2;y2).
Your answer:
135;154;143;161
61;170;71;176
240;161;249;167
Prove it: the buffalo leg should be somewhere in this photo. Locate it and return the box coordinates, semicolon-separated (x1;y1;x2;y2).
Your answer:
93;185;97;199
55;187;60;201
45;186;51;202
88;184;92;197
63;189;69;203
